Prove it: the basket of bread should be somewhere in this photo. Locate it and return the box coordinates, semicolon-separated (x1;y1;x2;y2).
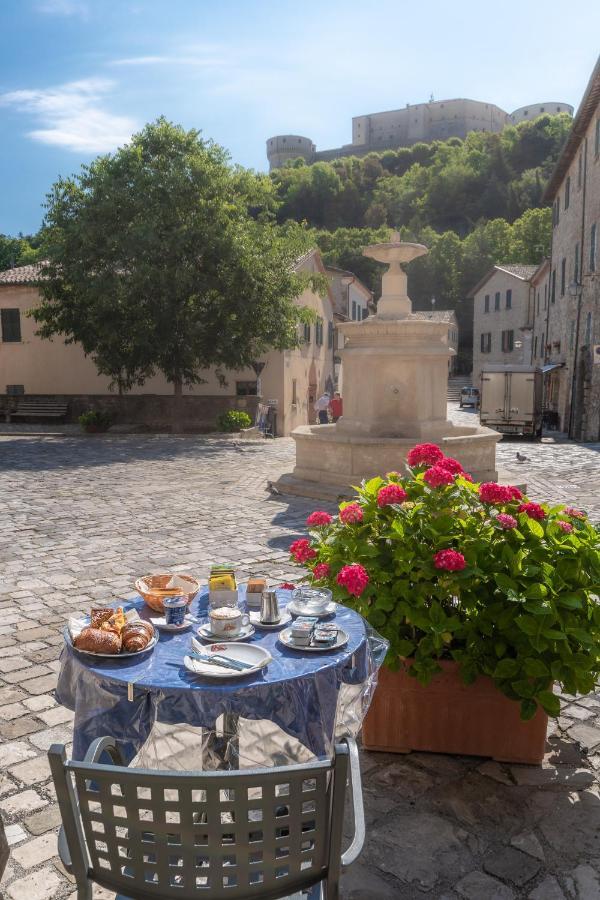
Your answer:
68;607;156;657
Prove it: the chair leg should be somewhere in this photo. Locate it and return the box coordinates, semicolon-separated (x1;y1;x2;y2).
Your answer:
76;883;92;900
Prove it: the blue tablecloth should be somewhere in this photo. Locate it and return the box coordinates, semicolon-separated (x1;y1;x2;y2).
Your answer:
56;589;378;763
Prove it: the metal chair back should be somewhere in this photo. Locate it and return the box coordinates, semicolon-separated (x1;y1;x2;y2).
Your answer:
49;738;356;900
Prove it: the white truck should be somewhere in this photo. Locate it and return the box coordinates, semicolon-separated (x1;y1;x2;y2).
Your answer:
479;365;543;438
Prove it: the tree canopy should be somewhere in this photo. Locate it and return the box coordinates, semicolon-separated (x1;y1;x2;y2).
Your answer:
34;118;315;395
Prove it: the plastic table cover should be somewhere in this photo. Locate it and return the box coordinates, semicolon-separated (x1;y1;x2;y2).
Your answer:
56;588;388;768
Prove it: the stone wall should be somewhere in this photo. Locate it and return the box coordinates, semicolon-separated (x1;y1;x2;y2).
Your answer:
1;393;259;432
546;105;600;440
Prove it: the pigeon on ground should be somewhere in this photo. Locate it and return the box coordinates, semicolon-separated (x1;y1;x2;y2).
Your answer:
232;441;246;453
266;480;282;496
516;451;529;462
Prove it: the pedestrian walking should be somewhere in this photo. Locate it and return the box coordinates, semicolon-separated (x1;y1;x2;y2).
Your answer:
314;392;330;424
329;391;343;423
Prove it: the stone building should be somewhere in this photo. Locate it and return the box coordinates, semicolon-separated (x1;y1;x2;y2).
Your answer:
0;250;336;436
266;98;573;170
410;310;460;374
540;55;600;441
469;265;538;384
324;266;373;390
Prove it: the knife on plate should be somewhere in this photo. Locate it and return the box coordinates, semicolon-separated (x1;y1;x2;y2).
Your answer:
190;651;253;672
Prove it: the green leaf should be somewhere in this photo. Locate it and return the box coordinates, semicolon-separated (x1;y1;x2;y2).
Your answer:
396;639;415;658
495;573;519;593
525;583;548;600
493;658;520;679
523;658;550;678
558;593;583;609
511;679;536;698
527;519;545;539
537;690;561;717
515;615;539;636
520;699;538;720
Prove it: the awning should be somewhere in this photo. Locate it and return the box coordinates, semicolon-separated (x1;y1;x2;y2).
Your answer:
542;363;564;373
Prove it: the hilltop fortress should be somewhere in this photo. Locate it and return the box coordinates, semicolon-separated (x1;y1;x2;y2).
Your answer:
266;97;573;169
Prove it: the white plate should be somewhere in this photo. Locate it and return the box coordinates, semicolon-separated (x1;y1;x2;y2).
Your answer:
287;600;337;619
65;627;158;658
196;622;255;642
151;614;195;632
278;627;348;652
248;609;292;630
185;638;271;678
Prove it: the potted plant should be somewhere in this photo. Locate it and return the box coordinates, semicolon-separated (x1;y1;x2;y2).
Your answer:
78;409;113;433
290;443;600;763
216;410;253;433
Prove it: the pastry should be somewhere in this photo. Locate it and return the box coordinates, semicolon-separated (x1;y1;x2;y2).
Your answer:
74;627;121;654
101;607;126;635
121;621;154;653
90;608;113;628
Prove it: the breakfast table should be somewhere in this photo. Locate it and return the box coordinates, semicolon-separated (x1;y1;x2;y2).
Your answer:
56;588;386;768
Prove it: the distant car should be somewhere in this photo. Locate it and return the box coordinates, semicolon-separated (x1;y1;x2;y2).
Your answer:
459;387;480;408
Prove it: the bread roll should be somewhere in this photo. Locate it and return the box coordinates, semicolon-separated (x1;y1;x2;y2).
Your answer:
121;621;154;653
74;627;121;654
90;608;113;628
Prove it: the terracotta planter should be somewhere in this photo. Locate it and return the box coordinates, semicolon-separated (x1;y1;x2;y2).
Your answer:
362;660;548;764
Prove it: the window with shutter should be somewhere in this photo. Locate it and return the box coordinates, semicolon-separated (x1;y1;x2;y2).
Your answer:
494;292;500;311
506;289;512;309
484;295;490;313
1;309;21;342
560;258;566;296
590;223;597;273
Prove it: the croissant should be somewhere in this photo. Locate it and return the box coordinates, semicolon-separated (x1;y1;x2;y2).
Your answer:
121;621;154;652
74;626;122;654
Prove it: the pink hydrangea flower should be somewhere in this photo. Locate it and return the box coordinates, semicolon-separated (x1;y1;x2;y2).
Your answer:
564;507;586;519
461;472;474;482
313;562;331;580
557;520;574;533
377;484;408;507
289;538;317;563
336;563;369;597
438;456;464;475
306;510;333;527
496;513;517;530
433;549;466;571
479;482;511;504
339;503;364;524
506;486;523;501
407;443;444;467
517;502;546;521
279;583;296;590
424;465;455;487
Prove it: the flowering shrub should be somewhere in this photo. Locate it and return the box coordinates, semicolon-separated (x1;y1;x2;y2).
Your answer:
291;444;600;720
306;511;333;527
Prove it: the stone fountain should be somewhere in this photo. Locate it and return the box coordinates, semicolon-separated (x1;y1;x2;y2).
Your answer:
275;233;502;499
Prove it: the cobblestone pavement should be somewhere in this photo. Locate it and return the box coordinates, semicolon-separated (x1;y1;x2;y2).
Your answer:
0;405;598;899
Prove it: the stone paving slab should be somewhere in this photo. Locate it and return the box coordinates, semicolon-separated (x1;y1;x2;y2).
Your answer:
0;405;598;898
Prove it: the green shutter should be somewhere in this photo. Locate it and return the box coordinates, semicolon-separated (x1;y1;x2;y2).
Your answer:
1;309;21;342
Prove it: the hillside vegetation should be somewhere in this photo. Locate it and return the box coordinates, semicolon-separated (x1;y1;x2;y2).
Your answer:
271;114;571;344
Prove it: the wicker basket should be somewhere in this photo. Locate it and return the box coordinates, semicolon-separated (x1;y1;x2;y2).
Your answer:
135;574;200;613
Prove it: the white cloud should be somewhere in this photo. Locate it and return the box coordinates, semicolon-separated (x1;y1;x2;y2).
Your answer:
111;48;229;69
0;78;137;153
35;0;89;16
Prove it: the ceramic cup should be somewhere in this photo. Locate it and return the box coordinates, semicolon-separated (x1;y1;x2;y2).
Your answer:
208;606;250;638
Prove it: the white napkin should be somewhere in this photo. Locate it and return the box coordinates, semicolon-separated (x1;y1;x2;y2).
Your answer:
189;637;239;673
166;575;193;591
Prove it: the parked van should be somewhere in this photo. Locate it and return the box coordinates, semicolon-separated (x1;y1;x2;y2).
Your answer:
480;366;543;438
459;386;480;408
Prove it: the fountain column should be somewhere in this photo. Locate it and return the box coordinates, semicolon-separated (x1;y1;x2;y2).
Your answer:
274;232;505;499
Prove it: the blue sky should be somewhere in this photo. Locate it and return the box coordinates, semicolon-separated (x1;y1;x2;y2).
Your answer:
1;0;599;235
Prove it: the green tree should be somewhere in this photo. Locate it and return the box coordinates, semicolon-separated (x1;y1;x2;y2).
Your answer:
34;118;315;419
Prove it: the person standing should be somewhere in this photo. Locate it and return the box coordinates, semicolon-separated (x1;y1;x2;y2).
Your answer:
314;392;330;424
329;391;343;423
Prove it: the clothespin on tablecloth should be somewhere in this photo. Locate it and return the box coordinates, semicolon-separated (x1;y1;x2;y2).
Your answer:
128;682;134;702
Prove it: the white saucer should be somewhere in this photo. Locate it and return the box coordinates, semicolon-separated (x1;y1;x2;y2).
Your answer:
151;614;194;632
196;622;255;642
248;609;292;630
287;600;337;618
279;627;348;652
